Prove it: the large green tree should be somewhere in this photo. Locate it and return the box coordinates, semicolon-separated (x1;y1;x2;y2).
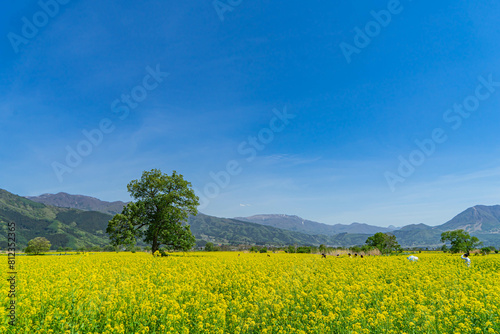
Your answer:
25;237;51;255
440;229;482;253
366;232;402;255
106;169;199;254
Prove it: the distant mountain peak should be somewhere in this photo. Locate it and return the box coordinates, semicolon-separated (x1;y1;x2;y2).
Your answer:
437;205;500;233
25;192;128;216
235;214;398;235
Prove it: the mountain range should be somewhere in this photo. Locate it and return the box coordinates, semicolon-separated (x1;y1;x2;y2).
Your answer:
235;214;399;235
26;192;128;215
0;188;499;249
2;189;365;249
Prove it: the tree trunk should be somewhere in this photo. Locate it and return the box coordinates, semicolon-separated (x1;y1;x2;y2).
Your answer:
152;237;159;255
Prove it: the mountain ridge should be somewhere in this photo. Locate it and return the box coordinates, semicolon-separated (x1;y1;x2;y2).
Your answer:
234;214;399;235
1;189;369;248
26;192;129;215
3;189;500;248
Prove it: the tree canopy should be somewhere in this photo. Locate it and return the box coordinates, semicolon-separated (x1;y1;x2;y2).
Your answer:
106;169;199;254
440;229;482;253
365;232;402;255
25;237;51;255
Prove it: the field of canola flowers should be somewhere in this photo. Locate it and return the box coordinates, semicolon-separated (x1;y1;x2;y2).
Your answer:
1;252;500;334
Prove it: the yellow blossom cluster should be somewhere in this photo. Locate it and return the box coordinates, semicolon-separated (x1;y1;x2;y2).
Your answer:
1;252;499;333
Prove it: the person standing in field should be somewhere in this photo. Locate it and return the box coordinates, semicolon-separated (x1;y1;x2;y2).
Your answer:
407;255;418;262
461;253;471;267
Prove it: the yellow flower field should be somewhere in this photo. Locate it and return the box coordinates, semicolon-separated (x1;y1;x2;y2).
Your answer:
1;252;499;334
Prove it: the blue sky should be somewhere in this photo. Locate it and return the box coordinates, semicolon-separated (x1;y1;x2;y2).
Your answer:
2;0;500;227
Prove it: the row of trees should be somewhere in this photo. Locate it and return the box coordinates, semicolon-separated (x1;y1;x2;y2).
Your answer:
22;237;147;254
23;232;496;255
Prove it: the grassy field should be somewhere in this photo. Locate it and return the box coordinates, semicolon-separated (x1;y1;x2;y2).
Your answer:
1;252;499;333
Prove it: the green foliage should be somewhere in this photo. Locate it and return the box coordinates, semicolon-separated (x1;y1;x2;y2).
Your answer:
360;245;374;253
366;232;402;255
205;242;216;252
441;244;449;253
259;248;267;253
350;246;362;254
296;246;311;253
103;245;117;252
249;246;260;253
107;169;199;254
480;247;491;255
440;230;482;253
25;237;51;255
286;245;296;253
319;244;327;253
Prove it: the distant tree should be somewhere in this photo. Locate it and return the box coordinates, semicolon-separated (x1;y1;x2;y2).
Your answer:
480;247;491;255
441;244;449;253
296;246;311;253
365;233;401;255
361;245;374;253
319;244;327;254
106;169;199;254
350;246;362;254
440;230;482;253
205;242;216;252
57;246;64;253
249;246;260;253
259;247;268;253
103;245;116;252
25;237;51;255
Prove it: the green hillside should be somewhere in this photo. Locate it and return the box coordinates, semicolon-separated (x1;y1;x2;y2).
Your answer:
0;189;110;249
188;214;369;246
1;189;369;248
438;205;500;233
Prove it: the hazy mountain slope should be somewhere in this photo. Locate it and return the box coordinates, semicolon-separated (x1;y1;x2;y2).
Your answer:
26;192;128;215
188;214;371;247
235;214;397;235
437;205;500;233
